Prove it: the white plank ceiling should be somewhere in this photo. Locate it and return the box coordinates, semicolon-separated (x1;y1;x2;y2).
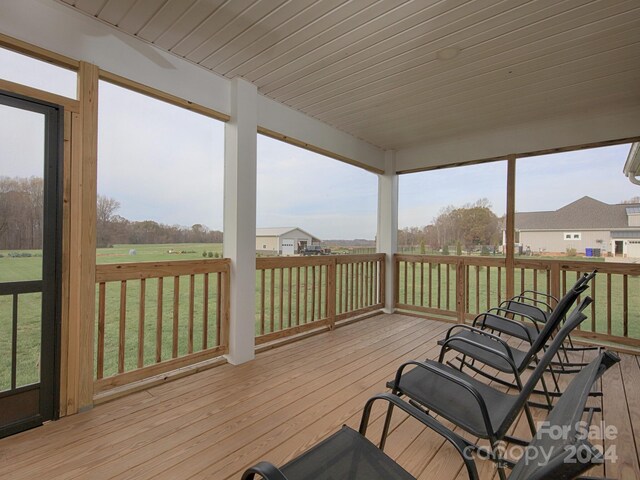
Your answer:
57;0;640;151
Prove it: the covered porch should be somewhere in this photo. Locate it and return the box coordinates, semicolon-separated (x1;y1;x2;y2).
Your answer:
1;1;640;478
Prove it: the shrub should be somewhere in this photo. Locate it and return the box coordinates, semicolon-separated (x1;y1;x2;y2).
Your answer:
214;252;220;258
481;246;490;256
442;245;449;255
566;247;577;257
207;251;214;258
203;251;207;257
456;241;462;256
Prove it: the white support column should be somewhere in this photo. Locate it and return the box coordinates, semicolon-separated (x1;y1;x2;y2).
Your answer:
223;78;257;364
377;150;398;313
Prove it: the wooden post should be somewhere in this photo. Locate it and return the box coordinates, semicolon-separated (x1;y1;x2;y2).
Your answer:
65;61;98;413
505;155;517;300
549;261;561;302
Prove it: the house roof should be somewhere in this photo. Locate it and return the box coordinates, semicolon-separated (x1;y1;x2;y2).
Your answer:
256;227;320;242
515;196;640;231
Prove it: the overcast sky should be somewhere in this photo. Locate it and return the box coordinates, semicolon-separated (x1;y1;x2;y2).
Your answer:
1;47;638;240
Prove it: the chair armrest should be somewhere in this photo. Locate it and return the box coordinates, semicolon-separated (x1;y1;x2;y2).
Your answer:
361;393;479;480
242;461;289;480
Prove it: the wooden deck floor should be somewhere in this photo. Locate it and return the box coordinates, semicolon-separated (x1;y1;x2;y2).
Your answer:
1;314;640;479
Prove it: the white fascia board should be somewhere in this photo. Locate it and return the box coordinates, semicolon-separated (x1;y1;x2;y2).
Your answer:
257;94;385;172
0;0;230;115
396;104;640;173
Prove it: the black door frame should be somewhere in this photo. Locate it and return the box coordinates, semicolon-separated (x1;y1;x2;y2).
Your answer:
0;90;63;437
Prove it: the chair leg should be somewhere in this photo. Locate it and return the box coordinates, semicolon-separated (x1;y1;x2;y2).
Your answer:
380;397;395;450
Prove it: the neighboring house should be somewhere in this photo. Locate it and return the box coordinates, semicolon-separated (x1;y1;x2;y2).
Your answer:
256;227;321;255
506;197;640;257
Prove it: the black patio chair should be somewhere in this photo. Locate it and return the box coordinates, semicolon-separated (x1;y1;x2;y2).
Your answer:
473;270;597;372
241;351;619;480
386;297;595;480
435;296;593;410
241;393;480;480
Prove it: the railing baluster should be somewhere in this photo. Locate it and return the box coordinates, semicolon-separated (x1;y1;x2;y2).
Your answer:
203;273;209;350
279;268;284;331
623;275;629;338
446;263;451;310
403;261;408;304
475;265;480;314
303;266;308;324
216;272;222;346
156;277;163;363
497;266;502;305
296;266;301;326
420;261;424;307
260;269;265;335
118;280;127;373
428;261;432;307
486;266;491;311
188;274;194;354
138;278;145;368
437;263;442;309
311;266;316;322
591;276;596;333
172;276;180;358
270;268;275;332
607;273;612;335
288;267;292;328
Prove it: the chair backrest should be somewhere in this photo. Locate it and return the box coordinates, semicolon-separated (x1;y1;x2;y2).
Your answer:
508;350;620;480
497;296;593;438
521;271;595;364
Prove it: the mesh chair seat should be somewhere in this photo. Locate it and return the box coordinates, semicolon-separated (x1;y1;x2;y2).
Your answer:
478;315;540;343
387;359;516;438
278;426;415;480
437;330;529;373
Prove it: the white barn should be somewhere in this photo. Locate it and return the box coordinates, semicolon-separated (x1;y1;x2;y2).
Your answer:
256;227;320;256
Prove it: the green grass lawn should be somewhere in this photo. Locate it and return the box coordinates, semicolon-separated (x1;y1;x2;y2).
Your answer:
1;246;638;387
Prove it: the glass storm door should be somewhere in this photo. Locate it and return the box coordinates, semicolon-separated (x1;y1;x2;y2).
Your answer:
0;91;62;438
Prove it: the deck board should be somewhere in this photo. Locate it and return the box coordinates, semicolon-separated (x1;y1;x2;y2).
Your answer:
0;314;638;479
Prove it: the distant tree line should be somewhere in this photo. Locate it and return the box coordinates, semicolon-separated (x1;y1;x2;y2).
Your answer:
398;199;502;253
96;195;222;248
0;176;222;250
0;176;44;250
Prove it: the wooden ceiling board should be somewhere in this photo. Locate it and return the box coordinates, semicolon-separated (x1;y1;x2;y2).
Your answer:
98;0;137;26
136;1;197;42
223;0;395;79
210;0;347;74
69;0;107;17
277;0;587;107
184;0;291;64
362;69;640;148
316;9;640;125
117;0;168;33
259;0;519;97
152;0;227;51
339;55;640;141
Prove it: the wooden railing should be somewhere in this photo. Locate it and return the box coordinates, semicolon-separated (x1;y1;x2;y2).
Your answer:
255;254;385;344
395;254;640;349
94;259;230;393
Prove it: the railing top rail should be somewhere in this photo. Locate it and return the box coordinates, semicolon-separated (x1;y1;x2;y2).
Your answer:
394;254;505;267
256;253;385;270
514;258;640;276
336;253;385;264
95;258;230;283
256;256;334;269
